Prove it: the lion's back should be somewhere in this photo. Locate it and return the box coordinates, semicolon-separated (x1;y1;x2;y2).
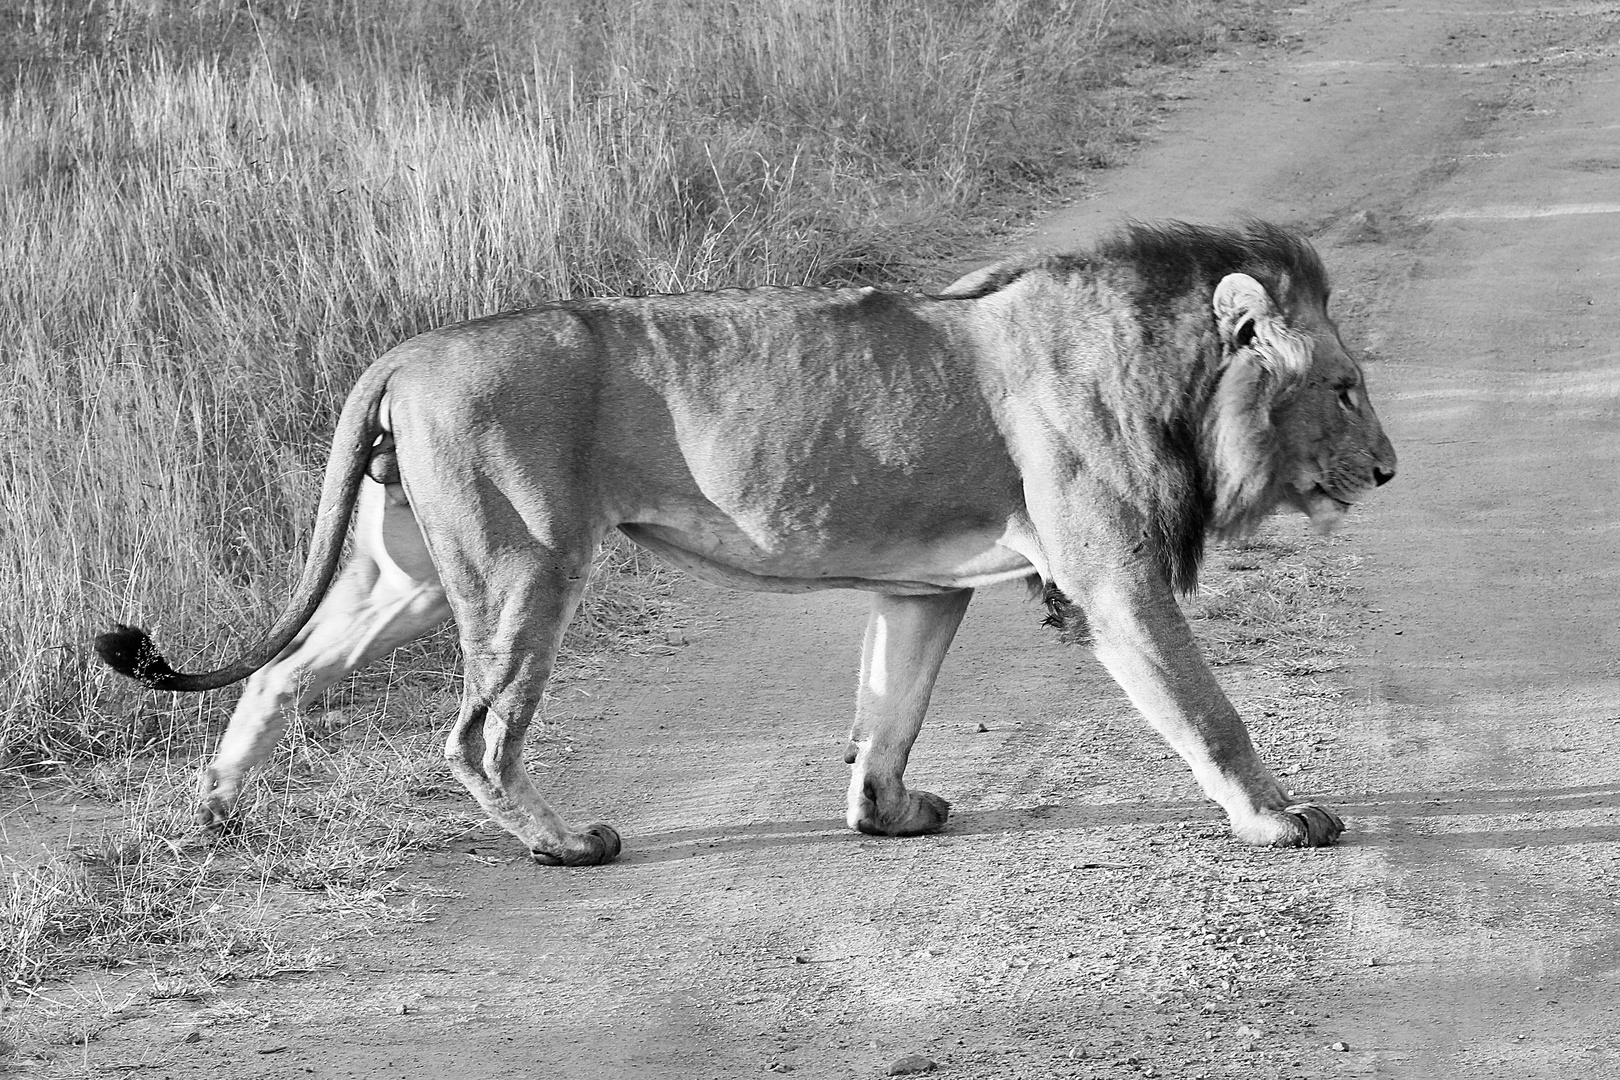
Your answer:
378;286;1019;535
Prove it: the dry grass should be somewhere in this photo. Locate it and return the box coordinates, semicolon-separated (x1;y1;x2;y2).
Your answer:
0;0;1280;996
3;690;470;995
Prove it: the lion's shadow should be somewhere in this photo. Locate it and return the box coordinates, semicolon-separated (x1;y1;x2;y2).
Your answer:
612;782;1620;865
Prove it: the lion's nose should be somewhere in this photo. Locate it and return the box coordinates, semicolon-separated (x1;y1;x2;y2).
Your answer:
1373;466;1395;487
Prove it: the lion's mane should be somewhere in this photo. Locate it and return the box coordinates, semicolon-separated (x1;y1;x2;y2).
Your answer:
946;221;1331;598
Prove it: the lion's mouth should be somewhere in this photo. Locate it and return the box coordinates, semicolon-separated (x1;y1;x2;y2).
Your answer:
1315;485;1353;510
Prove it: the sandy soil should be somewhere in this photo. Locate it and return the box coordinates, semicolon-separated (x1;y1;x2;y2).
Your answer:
10;1;1620;1077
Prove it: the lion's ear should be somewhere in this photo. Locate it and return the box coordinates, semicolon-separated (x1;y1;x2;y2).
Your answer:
1211;273;1309;382
936;259;1019;299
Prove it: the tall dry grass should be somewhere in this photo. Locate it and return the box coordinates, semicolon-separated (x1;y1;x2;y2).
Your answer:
0;0;1263;766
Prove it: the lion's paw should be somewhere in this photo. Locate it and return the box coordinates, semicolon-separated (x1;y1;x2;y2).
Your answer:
1234;803;1343;848
195;800;231;830
852;789;951;837
530;822;622;867
195;769;241;832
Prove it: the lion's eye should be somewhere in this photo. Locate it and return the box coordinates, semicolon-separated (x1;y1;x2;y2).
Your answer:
1337;386;1358;413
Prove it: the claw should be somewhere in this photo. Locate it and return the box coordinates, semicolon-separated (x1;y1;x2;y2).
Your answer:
1231;801;1344;848
585;822;623;862
1282;802;1345;847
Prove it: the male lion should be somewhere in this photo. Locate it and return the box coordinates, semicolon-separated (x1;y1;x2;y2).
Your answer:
98;221;1395;865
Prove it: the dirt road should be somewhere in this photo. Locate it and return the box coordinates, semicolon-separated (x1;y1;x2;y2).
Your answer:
26;1;1620;1077
1017;1;1620;1073
1014;0;1620;1072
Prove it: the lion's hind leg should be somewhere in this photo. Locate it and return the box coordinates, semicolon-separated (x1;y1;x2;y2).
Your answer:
437;543;621;866
199;481;452;828
843;589;973;836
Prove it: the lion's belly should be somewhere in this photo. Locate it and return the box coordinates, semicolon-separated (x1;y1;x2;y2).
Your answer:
619;518;1039;594
895;540;1039;588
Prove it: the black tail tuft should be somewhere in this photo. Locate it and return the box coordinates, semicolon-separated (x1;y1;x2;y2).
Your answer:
95;624;183;688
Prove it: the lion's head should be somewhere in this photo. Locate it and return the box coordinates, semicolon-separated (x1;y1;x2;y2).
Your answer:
947;221;1396;592
1189;226;1397;540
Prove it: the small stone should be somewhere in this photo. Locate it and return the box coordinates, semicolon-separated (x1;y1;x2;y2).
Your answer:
1340;210;1383;244
181;1030;202;1044
1328;1041;1350;1052
887;1055;938;1076
766;1064;794;1074
975;722;989;733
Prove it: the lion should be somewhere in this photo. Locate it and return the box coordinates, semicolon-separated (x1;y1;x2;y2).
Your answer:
97;220;1395;866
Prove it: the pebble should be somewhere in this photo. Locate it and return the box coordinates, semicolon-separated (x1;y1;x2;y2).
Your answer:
887;1055;938;1076
1339;209;1384;244
1328;1041;1350;1052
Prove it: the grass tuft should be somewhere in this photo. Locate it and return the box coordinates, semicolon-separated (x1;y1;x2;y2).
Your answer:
2;836;283;994
2;717;466;995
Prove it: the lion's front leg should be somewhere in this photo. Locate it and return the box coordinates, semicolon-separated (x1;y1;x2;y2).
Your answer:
842;589;973;836
1081;572;1343;848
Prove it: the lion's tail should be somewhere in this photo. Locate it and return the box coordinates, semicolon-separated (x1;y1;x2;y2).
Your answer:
95;356;403;693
